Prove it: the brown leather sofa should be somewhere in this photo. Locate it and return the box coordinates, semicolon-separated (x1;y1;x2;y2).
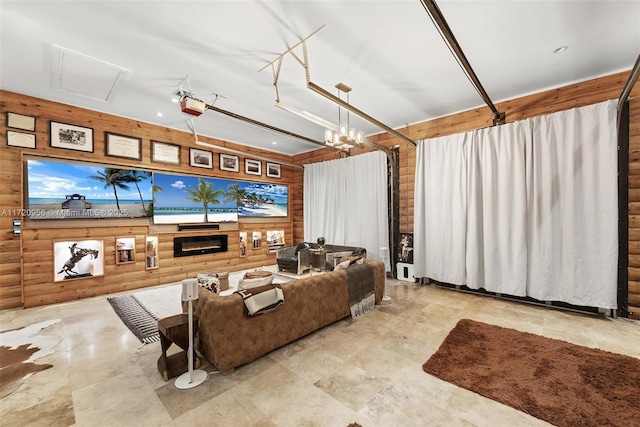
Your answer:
190;260;386;374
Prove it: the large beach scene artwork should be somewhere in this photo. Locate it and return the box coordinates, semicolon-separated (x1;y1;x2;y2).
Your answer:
26;158;152;220
152;173;238;224
238;181;288;217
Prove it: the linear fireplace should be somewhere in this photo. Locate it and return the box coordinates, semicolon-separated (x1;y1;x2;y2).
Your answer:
173;235;228;257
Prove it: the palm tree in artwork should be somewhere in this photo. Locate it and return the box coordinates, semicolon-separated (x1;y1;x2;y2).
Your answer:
185;178;224;222
122;170;151;212
143;182;164;217
224;182;247;208
90;168;130;211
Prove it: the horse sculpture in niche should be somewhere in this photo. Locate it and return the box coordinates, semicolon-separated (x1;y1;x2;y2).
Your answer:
57;243;100;276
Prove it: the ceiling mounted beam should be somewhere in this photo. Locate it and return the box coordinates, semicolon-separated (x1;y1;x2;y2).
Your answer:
307;81;412;152
262;32;414;153
203;102;335;152
185;116;304;169
618;54;640;125
419;0;505;126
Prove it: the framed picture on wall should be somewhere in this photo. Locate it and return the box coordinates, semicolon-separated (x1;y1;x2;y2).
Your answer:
7;112;36;131
220;153;239;172
105;132;142;160
50;121;94;153
7;130;36;149
245;159;261;176
151;141;180;165
189;148;213;168
266;162;281;178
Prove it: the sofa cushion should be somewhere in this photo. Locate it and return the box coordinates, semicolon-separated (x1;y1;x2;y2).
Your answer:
334;259;351;271
244;270;273;279
197;273;220;293
239;274;274;290
341;255;364;266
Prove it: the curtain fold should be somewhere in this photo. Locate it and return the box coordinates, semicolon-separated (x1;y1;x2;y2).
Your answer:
304;151;389;261
526;100;618;308
414;132;469;285
414;99;618;309
465;122;530;296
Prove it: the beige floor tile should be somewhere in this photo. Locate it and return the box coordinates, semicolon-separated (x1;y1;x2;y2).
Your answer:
1;275;638;427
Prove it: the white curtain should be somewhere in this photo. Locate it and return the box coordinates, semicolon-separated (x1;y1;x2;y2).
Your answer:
414;99;618;309
414;132;469;286
304;150;389;261
466;121;530;296
526;102;618;307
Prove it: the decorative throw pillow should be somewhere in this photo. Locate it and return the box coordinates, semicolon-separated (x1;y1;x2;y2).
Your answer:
238;274;274;290
244;270;273;279
334;259;351;271
340;255;364;266
197;273;220;293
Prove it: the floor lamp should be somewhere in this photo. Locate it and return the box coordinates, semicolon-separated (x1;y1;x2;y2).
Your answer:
175;279;208;389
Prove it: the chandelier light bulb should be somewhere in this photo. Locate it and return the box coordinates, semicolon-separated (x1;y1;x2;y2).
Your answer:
339;123;348;137
325;129;334;143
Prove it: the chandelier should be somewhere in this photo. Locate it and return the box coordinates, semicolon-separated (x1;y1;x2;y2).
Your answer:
324;83;365;150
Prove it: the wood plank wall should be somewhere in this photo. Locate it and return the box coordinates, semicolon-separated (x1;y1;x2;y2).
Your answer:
626;81;640;319
0;90;296;309
292;71;639;316
2;71;637;312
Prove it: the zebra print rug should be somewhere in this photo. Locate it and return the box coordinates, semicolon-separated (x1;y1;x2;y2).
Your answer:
107;293;160;344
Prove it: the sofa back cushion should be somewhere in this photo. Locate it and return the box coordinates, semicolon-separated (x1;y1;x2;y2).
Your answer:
239;272;274;290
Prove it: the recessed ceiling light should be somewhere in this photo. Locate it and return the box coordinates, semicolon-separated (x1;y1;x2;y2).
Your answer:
272;141;277;145
156;112;164;117
171;98;179;103
553;46;569;54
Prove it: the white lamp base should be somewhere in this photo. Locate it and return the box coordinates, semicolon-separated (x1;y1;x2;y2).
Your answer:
175;369;208;389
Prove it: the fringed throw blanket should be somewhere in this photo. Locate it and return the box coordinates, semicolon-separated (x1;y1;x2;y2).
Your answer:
236;284;284;317
346;264;375;318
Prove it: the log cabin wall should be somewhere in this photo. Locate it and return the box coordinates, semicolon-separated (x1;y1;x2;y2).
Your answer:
626;81;640;319
0;90;296;309
292;71;638;315
2;71;637;311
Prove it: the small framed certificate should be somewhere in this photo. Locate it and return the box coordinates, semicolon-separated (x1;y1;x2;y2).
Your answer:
7;112;36;131
151;141;181;165
7;130;36;148
105;132;142;160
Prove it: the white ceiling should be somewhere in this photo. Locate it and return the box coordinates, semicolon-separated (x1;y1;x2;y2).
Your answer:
1;1;639;156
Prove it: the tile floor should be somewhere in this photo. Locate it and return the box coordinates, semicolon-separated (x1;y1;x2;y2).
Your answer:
1;274;639;427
